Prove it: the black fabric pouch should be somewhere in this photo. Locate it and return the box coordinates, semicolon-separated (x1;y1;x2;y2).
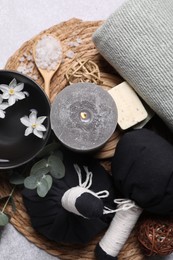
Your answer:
22;150;116;244
112;128;173;215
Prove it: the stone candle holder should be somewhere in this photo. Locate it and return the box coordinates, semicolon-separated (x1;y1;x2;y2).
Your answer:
50;83;117;152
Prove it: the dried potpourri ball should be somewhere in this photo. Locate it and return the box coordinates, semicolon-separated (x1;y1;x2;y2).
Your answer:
138;215;173;256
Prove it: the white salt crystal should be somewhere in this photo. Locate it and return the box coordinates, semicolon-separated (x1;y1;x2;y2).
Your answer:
76;37;82;44
67;41;79;47
17;66;25;73
32;75;38;81
35;35;62;71
66;50;75;59
26;55;33;61
17;64;28;74
27;62;34;69
18;62;25;67
19;57;25;62
17;62;34;76
67;42;74;47
73;42;79;47
28;68;33;73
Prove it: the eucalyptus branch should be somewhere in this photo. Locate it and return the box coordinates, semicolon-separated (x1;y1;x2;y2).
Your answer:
1;186;15;213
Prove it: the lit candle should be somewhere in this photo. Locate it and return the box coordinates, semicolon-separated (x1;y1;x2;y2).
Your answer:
51;83;118;152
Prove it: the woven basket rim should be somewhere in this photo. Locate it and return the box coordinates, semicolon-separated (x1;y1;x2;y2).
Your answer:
2;18;144;260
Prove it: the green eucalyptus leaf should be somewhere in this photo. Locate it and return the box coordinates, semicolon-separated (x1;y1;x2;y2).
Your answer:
48;155;65;179
53;150;63;160
34;172;47;182
0;212;9;226
24;175;38;189
44;175;53;190
37;178;49;197
35;168;50;178
37;142;61;158
30;159;49;175
9;174;25;185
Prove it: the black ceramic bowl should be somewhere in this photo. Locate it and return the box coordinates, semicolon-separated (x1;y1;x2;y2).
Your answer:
0;70;51;169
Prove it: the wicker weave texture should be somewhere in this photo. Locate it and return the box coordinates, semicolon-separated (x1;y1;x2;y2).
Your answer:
3;18;145;260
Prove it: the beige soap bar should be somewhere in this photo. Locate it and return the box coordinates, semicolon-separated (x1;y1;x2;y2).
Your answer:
108;82;148;130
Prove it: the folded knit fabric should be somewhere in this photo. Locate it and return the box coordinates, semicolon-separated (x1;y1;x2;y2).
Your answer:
93;0;173;131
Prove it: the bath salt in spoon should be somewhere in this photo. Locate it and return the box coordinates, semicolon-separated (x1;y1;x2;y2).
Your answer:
33;34;62;98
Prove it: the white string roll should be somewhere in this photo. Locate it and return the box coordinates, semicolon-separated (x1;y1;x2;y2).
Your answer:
61;186;94;217
99;199;143;257
61;164;110;218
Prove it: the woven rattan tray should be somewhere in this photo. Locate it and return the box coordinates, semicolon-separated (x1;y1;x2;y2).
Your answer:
2;18;145;260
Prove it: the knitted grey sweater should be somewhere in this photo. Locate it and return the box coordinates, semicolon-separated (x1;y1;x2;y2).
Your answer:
93;0;173;131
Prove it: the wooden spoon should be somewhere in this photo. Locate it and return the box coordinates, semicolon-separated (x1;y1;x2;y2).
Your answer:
33;34;62;98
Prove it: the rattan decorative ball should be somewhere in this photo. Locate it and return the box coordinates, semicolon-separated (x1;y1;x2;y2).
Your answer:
138;215;173;256
65;59;103;85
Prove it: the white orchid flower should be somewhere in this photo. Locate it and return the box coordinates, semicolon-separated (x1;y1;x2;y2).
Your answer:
0;78;29;106
20;109;47;138
0;95;9;118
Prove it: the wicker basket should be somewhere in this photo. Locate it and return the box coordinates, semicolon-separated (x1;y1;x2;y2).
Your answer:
2;18;145;260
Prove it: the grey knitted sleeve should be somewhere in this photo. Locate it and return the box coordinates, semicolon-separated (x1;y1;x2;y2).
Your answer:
92;0;173;131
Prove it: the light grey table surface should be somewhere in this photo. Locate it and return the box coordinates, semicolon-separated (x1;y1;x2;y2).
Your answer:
0;0;125;69
0;0;172;259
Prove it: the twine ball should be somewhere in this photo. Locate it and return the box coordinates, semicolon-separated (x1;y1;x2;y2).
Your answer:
65;59;102;85
138;216;173;256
